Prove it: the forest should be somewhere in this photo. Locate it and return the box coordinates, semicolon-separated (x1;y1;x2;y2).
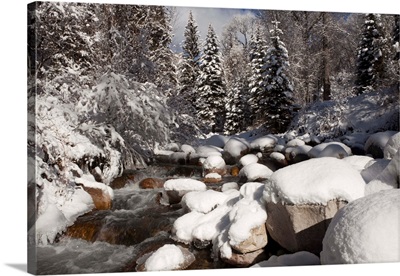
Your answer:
27;1;399;274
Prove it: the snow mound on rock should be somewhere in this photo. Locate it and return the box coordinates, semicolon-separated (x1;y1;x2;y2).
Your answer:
308;142;351;158
342;155;374;171
321;189;400;264
144;244;194;271
196;145;223;158
251;251;320;267
164;179;206;191
384;132;400;159
224;137;250;158
239;163;274;182
364;131;397;157
239;154;259;167
263;157;365;205
250;135;277;151
203;155;226;170
182;190;228;213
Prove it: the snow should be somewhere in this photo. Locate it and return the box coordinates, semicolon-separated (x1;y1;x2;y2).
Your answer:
204;173;222;180
196;145;223;157
384;132;400;159
361;159;390;183
164;178;206;192
182;190;227;213
365;151;400;195
75;174;114;199
221;182;239;192
239;154;259;167
270;151;286;161
202;155;226;170
321;189;400;264
181;144;196;154
342;155;374;171
239;163;273;182
144;244;185;271
286;138;305;147
249;135;277;151
224;137;250;158
264;157;365;205
201;134;230;148
364;131;397;155
239;182;264;200
308;142;352;158
228;198;267;247
251;251;320;267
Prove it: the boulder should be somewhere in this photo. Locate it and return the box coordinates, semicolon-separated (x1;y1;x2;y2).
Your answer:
238;163;273;183
139;178;165;189
265;199;347;255
110;171;136;189
82;186;112;210
221;248;267;267
223;137;251;164
364;131;397;159
231;166;240;176
202;155;227;175
231;224;268;254
203;173;222;184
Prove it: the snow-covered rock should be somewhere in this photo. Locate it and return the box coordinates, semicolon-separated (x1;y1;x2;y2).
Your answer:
251;251;320;267
75;175;114;210
239;154;259;167
308;142;352;159
196;145;223;158
202;134;230;148
286;138;305;147
360;159;390;183
365;151;400;195
138;244;195;271
384;132;400;159
221;182;239;192
364;130;398;158
284;145;312;164
250;135;277;151
264;157;365;205
342;155;374;172
181;144;196;154
263;157;366;254
239;163;274;183
269;152;288;167
164;143;180;152
223;137;251;163
202;155;226;175
203;172;222;183
163;179;206;204
182;190;228;214
228;198;268;253
321;189;400;264
239;182;264;201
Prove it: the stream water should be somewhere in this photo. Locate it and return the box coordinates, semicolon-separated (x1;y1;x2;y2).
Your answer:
36;165;236;274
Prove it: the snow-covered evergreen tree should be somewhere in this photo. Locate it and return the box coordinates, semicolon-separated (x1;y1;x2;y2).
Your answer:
248;25;268;124
355;13;386;94
178;11;201;110
196;24;226;133
263;20;295;133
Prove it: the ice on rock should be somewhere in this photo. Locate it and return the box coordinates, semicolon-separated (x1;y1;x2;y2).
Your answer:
251;251;320;267
264;157;365;205
321;189;400;264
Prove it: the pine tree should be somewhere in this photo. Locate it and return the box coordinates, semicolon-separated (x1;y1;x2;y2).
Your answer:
248;25;268;125
196;24;226;133
263;20;295;133
355;13;386;94
178;11;201;110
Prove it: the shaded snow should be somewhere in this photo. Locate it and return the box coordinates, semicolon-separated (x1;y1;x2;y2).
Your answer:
308;142;351;158
251;251;320;267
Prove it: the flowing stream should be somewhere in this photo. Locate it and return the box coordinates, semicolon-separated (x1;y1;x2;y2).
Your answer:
36;165;236;274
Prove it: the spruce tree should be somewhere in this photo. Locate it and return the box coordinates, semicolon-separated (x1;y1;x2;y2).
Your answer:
263;20;295;133
248;25;268;125
178;11;201;110
355;13;386;94
196;24;226;133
